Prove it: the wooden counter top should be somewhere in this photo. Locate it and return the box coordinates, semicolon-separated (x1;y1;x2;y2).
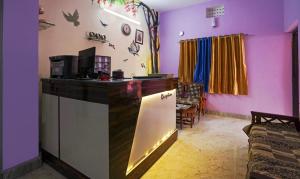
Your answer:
42;78;177;104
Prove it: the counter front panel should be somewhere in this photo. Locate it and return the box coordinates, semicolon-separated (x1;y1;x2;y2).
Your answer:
41;78;177;179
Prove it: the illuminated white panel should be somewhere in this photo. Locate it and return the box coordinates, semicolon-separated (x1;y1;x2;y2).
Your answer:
127;90;176;173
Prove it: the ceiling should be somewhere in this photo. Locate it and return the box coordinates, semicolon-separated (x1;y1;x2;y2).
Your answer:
141;0;211;12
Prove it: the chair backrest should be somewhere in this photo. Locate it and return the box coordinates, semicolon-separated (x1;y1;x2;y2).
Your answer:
176;83;188;98
176;83;183;97
187;83;204;99
177;82;204;99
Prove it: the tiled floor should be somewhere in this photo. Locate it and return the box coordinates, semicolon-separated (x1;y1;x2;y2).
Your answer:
142;115;250;179
18;163;65;179
18;115;250;179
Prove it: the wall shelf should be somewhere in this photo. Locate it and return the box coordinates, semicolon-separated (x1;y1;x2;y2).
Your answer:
87;37;108;43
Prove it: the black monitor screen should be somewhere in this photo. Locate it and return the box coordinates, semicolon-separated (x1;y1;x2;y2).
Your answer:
78;47;96;78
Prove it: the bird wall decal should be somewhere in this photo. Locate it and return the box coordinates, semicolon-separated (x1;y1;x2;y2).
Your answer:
100;19;108;27
62;9;80;27
109;43;115;49
128;41;140;56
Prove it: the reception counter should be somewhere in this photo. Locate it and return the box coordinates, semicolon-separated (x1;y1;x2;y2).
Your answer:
41;78;178;179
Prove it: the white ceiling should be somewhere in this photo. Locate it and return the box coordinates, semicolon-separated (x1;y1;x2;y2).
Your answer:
141;0;211;12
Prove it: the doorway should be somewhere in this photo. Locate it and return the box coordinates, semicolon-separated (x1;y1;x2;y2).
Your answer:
292;28;299;117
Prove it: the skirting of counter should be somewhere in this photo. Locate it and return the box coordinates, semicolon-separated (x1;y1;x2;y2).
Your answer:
41;78;178;179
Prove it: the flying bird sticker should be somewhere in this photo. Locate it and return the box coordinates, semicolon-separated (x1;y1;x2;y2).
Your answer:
109;43;115;50
100;19;108;27
128;41;140;56
62;9;80;27
141;63;146;68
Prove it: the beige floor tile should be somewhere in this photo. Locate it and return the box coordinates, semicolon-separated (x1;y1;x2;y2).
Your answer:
17;115;250;179
142;115;250;179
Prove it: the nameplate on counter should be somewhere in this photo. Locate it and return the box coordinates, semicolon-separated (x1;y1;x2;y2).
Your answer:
161;93;172;100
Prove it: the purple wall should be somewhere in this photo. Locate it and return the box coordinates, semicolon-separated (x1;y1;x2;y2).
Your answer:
2;0;39;170
207;34;292;115
160;0;293;115
284;0;300;32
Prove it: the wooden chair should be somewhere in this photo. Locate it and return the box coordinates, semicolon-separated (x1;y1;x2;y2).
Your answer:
200;93;207;115
176;104;197;129
176;83;205;120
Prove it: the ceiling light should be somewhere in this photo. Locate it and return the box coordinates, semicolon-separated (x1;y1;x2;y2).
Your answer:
103;8;141;25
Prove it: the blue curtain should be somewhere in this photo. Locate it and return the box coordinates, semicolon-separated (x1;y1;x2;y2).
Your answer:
194;37;212;92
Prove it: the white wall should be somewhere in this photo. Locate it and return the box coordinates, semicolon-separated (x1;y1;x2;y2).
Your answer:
39;0;150;78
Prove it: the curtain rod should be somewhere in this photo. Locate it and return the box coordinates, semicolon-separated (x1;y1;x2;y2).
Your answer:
178;33;249;43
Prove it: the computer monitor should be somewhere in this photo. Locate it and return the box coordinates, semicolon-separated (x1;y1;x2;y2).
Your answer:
78;47;96;78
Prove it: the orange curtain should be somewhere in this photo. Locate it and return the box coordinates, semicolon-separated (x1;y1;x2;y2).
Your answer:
209;34;248;95
178;40;198;83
